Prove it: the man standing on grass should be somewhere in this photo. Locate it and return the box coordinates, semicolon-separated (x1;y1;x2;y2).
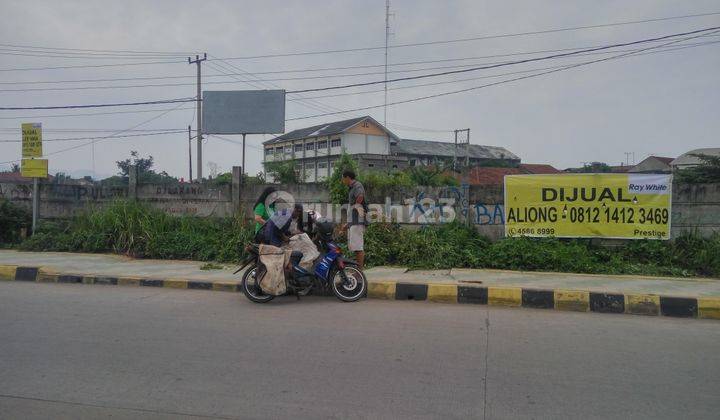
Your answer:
341;170;367;269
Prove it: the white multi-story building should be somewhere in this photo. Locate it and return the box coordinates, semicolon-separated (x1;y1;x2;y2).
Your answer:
263;116;519;183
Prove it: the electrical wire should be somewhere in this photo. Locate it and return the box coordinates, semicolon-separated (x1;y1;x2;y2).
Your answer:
3;35;716;94
287;26;720;94
299;39;720;100
3;35;717;86
0;106;195;120
285;28;720;121
0;102;190;164
0;97;196;111
210;11;720;60
0;130;185;142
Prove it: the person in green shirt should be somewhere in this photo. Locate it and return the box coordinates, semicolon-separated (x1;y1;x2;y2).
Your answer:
253;187;277;233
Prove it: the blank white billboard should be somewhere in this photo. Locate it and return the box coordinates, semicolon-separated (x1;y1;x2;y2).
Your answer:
202;90;285;134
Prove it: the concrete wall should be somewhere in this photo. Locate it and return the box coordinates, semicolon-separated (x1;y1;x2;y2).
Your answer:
671;183;720;238
2;170;718;241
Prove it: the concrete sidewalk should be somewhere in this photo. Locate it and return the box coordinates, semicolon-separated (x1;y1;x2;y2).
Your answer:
1;250;719;319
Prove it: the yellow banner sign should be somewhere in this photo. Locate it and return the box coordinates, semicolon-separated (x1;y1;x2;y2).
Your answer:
21;158;48;178
504;174;672;239
22;122;42;158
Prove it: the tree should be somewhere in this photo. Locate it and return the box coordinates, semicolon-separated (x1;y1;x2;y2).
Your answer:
117;150;154;177
115;150;176;184
265;159;303;184
11;163;20;173
581;162;611;173
326;152;359;204
676;154;720;183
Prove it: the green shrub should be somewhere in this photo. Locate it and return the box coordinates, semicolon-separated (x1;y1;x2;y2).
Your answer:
0;199;31;245
19;201;254;263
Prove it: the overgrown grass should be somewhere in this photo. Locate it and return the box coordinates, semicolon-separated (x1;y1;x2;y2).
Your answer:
14;201;720;277
365;222;720;277
19;201;254;263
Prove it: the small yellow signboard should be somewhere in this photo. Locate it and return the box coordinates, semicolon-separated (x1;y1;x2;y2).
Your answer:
22;122;43;158
504;174;672;240
21;158;48;178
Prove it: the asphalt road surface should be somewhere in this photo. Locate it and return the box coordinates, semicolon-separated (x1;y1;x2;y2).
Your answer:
1;282;719;420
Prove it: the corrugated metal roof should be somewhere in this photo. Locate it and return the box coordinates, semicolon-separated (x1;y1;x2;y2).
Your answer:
264;116;398;145
392;138;519;160
671;148;720;167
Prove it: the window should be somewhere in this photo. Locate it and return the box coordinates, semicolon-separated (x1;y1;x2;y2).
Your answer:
410;159;417;166
331;139;341;148
275;146;283;154
368;163;375;168
305;162;315;169
285;146;292;154
265;148;273;156
317;140;328;149
392;164;398;169
294;144;303;153
306;142;315;151
318;162;328;169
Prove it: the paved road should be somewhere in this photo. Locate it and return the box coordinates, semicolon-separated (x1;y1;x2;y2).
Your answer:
1;282;719;420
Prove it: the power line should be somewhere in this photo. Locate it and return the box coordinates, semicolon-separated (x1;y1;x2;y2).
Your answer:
0;43;195;55
287;26;720;94
0;59;184;72
0;127;180;133
3;35;715;94
0;102;188;164
0;130;185;142
1;11;717;73
298;40;720;100
210;11;720;60
207;55;345;114
1;34;716;87
285;28;720;122
0;97;196;111
0;106;195;120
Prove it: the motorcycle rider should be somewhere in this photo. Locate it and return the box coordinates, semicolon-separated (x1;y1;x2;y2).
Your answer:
259;204;304;247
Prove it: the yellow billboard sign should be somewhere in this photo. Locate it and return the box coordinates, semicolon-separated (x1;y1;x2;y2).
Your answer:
504;174;672;240
21;158;48;178
22;122;43;158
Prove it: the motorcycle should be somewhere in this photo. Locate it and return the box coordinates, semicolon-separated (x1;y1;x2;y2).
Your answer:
235;217;367;303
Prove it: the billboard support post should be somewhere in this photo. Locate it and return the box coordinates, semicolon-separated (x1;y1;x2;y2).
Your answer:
32;178;39;233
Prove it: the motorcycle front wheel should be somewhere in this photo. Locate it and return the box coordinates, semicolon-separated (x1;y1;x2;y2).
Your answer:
241;263;274;303
330;263;367;302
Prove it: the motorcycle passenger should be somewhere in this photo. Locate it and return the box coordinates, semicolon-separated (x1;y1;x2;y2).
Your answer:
253;186;277;234
259;204;304;247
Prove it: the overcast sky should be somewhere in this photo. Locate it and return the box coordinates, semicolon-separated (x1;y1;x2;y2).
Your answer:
0;0;718;179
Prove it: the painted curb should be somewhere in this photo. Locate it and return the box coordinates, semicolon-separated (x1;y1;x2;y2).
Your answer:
0;264;716;320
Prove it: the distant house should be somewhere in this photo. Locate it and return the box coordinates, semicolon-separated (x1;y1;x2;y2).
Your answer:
0;171;54;184
671;148;720;170
628;156;673;174
263;116;519;182
518;163;561;174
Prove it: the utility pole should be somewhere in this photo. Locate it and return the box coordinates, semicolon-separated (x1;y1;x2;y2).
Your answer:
187;125;193;182
384;0;390;125
189;53;207;181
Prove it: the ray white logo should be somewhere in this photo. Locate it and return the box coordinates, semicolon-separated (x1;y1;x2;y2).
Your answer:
628;175;671;195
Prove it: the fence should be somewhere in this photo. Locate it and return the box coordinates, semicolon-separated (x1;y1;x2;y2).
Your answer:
1;165;718;240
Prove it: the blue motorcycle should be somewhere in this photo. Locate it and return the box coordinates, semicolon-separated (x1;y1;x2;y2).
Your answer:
238;219;367;303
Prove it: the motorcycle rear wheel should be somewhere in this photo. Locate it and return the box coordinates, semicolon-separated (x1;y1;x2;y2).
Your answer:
241;264;274;303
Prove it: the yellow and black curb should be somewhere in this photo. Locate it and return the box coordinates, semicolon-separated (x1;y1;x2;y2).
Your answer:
2;264;719;320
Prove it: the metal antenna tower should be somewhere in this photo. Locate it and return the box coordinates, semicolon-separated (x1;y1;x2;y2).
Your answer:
384;0;392;126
